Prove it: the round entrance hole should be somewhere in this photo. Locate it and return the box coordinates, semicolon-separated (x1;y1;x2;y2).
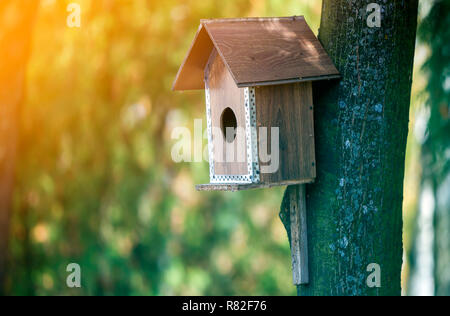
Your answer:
220;107;237;143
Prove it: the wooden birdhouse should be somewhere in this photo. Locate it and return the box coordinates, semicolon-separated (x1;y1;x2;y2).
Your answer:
173;17;340;191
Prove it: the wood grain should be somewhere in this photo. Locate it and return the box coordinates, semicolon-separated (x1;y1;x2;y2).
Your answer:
256;82;316;183
196;179;314;192
205;48;248;176
172;25;214;91
290;185;309;285
203;17;339;86
173;17;340;91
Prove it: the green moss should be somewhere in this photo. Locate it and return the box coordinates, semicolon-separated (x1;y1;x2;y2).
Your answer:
282;0;419;296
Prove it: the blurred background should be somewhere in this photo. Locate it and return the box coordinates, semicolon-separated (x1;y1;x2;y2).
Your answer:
0;0;448;296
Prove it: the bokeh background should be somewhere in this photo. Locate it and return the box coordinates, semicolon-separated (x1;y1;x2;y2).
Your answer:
1;0;448;296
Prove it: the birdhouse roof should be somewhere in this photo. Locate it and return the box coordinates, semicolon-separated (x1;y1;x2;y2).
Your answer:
173;16;340;91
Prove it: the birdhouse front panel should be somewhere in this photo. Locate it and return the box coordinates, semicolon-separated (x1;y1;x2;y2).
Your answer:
205;49;260;184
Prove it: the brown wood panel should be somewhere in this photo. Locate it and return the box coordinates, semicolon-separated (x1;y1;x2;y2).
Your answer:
203;16;340;86
205;49;248;176
173;17;340;91
196;179;314;192
172;25;214;91
289;185;309;285
255;82;316;183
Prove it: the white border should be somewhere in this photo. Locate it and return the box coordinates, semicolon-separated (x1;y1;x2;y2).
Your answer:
205;87;260;184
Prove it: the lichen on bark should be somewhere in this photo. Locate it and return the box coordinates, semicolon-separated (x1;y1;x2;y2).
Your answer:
281;0;419;296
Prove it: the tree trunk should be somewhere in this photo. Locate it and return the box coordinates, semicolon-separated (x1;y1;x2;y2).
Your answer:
281;0;418;296
0;1;38;294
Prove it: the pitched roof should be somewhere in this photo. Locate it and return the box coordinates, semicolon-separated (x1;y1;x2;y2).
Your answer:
173;16;340;91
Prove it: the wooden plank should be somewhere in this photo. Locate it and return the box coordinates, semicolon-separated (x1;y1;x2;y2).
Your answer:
205;48;248;176
236;74;341;88
203;17;340;87
173;17;340;91
290;185;309;285
172;25;214;91
256;82;316;183
195;179;314;192
201;16;307;24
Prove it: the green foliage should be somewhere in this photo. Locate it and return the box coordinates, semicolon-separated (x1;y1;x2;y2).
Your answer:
417;0;450;296
7;0;321;296
418;0;450;181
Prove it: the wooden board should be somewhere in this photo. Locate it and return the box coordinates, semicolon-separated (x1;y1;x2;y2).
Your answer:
173;17;340;91
289;185;309;285
196;179;314;192
255;82;316;183
172;25;214;91
205;49;248;176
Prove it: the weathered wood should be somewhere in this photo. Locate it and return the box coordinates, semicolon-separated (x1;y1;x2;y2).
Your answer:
290;185;309;285
205;48;248;176
256;82;316;183
173;17;340;91
237;75;341;89
196;179;314;192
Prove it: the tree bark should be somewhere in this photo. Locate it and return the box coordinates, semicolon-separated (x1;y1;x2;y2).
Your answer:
0;1;38;294
281;0;418;296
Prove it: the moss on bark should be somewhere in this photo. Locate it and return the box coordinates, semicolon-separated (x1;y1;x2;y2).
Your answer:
281;0;418;296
